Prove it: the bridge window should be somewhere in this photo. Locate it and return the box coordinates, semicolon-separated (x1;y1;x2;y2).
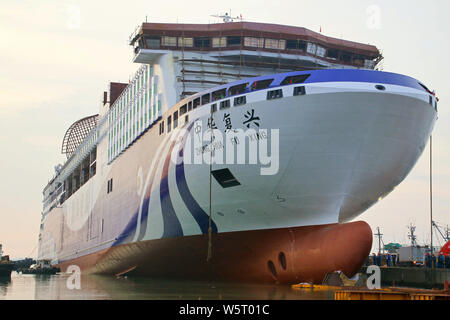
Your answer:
265;39;285;50
162;36;177;46
178;37;193;47
188;101;192;111
194;37;211;48
212;89;226;101
202;93;211;105
307;43;316;55
299;40;307;50
145;36;161;49
286;39;307;50
364;59;375;69
267;89;283;100
316;46;326;57
353;54;365;66
250;79;274;91
342;52;352;62
213;37;227;48
286;39;297;49
228;83;248;96
211;103;217;113
244;37;264;48
227;36;241;46
327;49;339;59
281;74;310;85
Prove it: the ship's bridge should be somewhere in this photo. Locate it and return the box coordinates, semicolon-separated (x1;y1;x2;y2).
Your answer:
129;21;382;99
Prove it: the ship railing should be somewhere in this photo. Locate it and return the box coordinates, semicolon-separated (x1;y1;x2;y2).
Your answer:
42;184;63;211
129;25;141;45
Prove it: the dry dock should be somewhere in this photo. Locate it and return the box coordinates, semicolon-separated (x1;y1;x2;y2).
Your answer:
293;282;450;300
293;268;450;300
335;287;450;300
361;266;450;289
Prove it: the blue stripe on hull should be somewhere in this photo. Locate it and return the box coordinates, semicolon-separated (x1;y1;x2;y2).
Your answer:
176;122;218;234
176;150;218;234
159;142;184;238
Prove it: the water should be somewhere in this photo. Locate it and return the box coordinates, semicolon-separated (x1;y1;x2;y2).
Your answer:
0;272;332;300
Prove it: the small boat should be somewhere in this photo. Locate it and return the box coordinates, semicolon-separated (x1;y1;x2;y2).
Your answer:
0;243;14;277
18;260;60;275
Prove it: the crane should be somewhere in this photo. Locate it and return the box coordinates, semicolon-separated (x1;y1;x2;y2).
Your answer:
432;221;450;247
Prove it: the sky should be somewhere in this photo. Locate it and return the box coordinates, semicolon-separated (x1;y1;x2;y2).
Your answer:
0;0;449;259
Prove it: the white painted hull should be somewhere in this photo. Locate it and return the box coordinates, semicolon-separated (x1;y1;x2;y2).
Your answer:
38;72;437;277
164;86;436;237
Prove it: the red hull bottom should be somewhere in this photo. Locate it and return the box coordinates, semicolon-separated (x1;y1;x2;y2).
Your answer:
58;221;372;284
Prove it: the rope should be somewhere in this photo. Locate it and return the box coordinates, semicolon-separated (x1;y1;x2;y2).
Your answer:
207;107;213;262
27;243;38;259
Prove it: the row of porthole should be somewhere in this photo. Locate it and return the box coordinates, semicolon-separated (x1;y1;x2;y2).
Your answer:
163;83;392;137
165;74;311;127
160;85;308;136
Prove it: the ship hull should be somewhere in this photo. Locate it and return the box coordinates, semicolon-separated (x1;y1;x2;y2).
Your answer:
57;220;372;284
40;70;437;284
0;263;14;278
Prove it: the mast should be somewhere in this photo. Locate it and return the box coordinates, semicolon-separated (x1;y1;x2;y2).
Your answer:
407;224;417;261
374;227;383;254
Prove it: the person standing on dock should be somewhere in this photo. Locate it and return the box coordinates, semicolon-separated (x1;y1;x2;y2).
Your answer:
387;253;392;267
425;252;431;268
438;253;445;268
446;254;450;269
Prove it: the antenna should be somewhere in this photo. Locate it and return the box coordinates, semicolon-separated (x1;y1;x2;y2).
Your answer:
210;11;242;23
407;223;417;247
374;227;383;254
407;223;418;262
